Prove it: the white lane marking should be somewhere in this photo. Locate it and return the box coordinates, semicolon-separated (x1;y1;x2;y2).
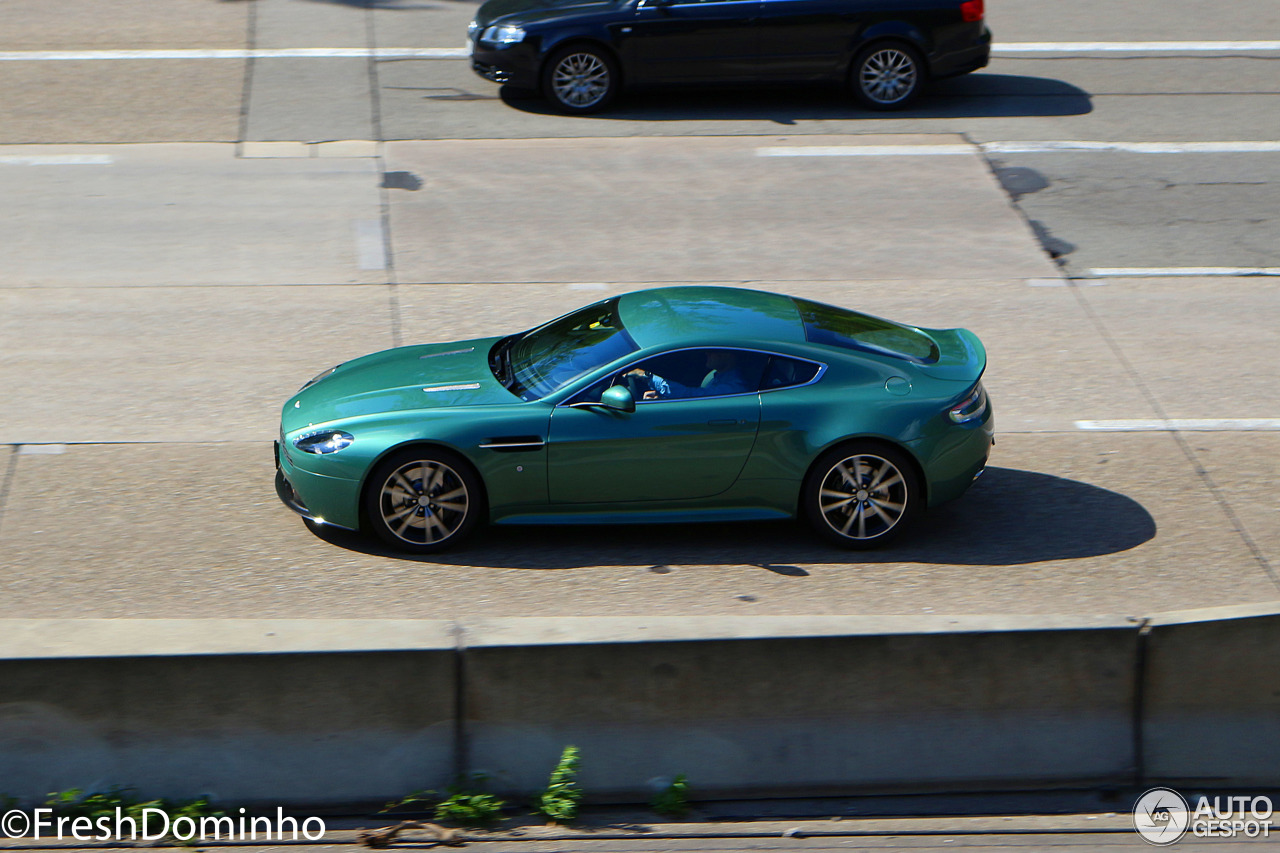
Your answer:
1091;267;1280;277
0;155;113;165
759;142;1280;158
995;41;1280;53
0;47;471;61
354;220;388;271
1077;419;1280;431
758;145;973;157
17;444;67;454
984;141;1280;154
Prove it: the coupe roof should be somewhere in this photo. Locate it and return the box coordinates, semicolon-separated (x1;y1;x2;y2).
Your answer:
617;286;807;349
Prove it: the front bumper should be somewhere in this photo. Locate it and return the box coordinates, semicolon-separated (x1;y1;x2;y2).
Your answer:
470;42;540;89
473;60;511;83
274;439;361;531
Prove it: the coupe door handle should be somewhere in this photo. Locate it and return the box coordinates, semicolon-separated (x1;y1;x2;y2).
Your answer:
706;418;742;425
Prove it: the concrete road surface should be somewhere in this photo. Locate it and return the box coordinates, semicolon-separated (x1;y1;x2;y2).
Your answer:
1;135;1277;618
0;0;1277;619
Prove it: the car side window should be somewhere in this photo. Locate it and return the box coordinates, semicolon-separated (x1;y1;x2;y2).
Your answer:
618;349;768;401
761;355;822;390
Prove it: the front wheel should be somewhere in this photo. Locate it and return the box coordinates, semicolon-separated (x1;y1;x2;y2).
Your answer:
364;448;483;553
850;43;925;110
542;45;619;114
803;444;921;548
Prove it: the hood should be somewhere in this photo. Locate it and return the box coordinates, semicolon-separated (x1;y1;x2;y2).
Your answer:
282;337;517;432
476;0;621;27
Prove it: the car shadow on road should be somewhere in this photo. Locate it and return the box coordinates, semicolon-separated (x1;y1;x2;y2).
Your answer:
498;74;1091;121
310;466;1154;568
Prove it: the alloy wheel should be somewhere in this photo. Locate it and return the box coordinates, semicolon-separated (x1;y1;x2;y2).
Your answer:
818;453;909;541
551;52;611;109
377;459;470;546
859;48;918;106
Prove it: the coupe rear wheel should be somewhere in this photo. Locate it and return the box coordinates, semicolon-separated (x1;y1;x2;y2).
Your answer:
804;444;920;548
365;448;482;553
850;43;924;110
542;45;619;114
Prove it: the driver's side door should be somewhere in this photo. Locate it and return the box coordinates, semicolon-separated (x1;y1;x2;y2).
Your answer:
547;350;765;504
622;0;763;84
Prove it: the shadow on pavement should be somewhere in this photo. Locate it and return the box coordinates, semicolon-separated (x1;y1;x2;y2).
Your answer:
497;74;1092;121
310;466;1155;569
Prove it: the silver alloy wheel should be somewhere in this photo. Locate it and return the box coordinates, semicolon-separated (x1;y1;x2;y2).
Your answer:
818;454;909;540
378;459;470;545
551;52;611;109
859;47;918;105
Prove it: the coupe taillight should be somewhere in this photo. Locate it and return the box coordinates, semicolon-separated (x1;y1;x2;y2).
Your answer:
949;382;988;424
960;0;984;22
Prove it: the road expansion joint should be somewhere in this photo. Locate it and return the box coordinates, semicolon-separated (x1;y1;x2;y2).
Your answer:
0;444;17;537
233;0;257;152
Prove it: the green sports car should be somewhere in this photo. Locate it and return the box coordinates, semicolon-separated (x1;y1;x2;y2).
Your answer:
276;286;992;552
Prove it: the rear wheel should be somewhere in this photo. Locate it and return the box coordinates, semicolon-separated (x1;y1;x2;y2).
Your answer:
364;448;482;553
542;44;619;114
850;42;925;110
803;444;920;548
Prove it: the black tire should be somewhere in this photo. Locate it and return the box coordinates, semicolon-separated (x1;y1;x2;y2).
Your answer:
541;44;619;114
802;443;921;549
850;42;925;110
364;447;483;553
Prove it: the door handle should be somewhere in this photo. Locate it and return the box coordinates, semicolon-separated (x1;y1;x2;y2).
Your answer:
706;418;742;425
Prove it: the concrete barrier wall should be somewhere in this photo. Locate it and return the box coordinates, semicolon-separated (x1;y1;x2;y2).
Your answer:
1142;604;1280;786
0;621;459;805
463;618;1139;796
0;608;1276;805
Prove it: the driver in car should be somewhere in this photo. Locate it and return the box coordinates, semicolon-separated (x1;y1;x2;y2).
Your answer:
625;351;750;400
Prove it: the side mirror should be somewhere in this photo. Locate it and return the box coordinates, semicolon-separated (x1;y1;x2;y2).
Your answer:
600;385;636;413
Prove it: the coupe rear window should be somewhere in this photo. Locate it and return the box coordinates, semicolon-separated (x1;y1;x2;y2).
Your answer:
792;298;939;365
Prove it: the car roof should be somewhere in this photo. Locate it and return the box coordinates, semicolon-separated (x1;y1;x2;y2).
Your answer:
617;286;808;350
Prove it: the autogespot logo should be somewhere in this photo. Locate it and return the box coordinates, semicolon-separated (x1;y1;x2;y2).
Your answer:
1134;788;1276;844
1134;788;1191;845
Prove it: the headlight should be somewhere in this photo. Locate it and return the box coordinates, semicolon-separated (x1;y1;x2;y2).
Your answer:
294;431;355;455
299;364;341;391
481;24;526;44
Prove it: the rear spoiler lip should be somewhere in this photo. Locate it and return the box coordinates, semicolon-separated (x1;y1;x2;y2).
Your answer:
916;326;987;383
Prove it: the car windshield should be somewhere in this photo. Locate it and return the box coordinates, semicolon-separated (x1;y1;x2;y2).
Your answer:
792;298;939;365
498;298;638;400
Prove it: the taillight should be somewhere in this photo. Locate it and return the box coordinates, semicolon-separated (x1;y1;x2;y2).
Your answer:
960;0;984;22
949;382;988;424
